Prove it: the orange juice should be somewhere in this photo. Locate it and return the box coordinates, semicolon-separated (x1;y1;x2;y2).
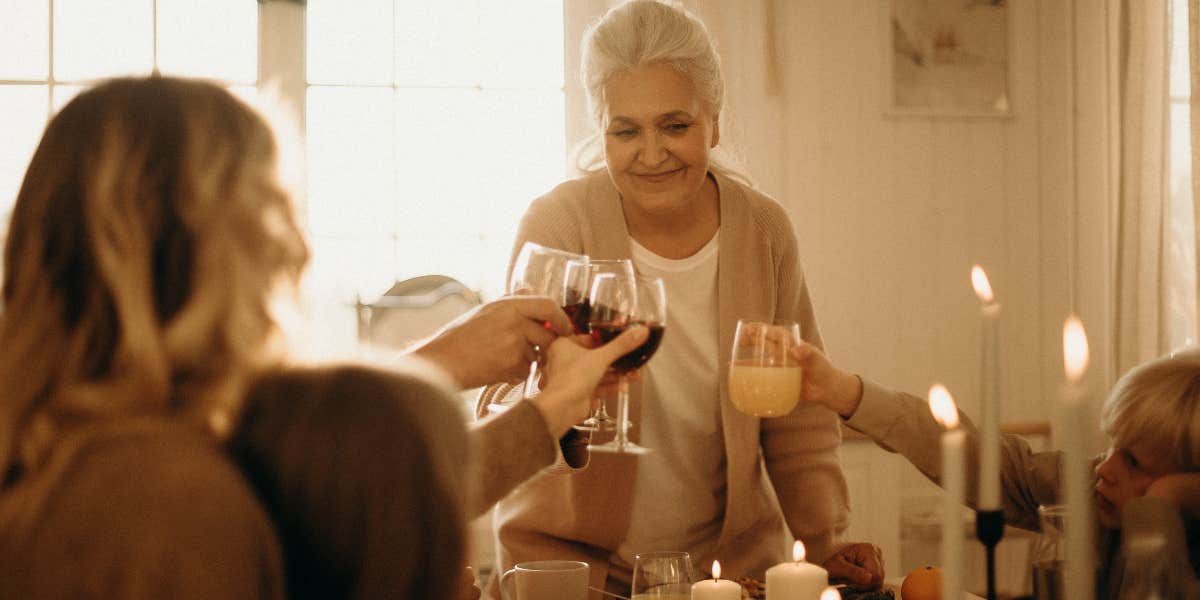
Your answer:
728;364;803;417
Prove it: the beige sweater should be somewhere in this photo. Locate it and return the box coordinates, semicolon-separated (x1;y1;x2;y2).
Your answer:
488;171;850;594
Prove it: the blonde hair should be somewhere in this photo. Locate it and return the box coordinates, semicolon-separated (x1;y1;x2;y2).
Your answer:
574;0;749;183
1100;347;1200;472
0;77;309;476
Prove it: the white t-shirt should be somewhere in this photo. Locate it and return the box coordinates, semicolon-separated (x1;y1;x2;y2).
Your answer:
615;232;726;567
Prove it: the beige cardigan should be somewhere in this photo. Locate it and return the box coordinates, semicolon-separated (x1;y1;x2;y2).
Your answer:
487;171;850;594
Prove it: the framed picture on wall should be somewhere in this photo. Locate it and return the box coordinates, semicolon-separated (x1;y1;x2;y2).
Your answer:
885;0;1012;118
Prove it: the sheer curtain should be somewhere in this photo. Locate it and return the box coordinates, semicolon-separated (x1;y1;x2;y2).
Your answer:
1114;0;1192;373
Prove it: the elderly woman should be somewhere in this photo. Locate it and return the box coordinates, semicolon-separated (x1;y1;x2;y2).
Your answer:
0;76;645;599
485;1;884;595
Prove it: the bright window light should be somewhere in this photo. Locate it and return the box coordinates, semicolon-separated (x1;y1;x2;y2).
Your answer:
0;0;49;80
156;0;257;82
54;0;154;81
306;0;566;306
0;86;47;214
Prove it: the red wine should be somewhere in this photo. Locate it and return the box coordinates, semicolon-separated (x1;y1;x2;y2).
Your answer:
562;300;591;334
589;322;665;373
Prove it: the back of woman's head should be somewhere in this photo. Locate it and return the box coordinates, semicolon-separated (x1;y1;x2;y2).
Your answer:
0;76;309;475
1101;347;1200;472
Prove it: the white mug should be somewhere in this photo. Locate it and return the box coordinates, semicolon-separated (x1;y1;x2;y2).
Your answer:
500;560;589;600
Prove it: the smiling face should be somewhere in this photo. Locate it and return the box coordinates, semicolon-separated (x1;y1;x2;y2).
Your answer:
601;63;719;218
1094;441;1180;529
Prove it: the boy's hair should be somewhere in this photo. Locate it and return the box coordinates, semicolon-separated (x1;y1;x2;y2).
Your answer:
1101;347;1200;471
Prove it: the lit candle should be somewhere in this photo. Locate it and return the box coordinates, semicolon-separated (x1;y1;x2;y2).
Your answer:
930;383;964;600
691;561;741;600
971;265;1001;510
819;588;841;600
1061;316;1094;599
765;541;828;599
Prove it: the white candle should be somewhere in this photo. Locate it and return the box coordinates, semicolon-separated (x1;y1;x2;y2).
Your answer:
971;265;1001;510
1060;316;1094;599
691;561;740;600
819;588;841;600
765;541;828;599
930;384;964;600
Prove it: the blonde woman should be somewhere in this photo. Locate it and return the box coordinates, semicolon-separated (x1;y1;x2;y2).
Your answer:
0;77;645;599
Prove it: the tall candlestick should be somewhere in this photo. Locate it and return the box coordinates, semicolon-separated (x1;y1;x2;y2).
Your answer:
971;265;1001;510
765;541;828;599
930;383;964;600
1061;316;1094;599
691;561;741;600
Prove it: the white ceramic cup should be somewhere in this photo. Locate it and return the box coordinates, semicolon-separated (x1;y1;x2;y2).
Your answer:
500;560;589;600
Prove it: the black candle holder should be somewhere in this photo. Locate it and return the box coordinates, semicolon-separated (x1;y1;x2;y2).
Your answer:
975;509;1005;600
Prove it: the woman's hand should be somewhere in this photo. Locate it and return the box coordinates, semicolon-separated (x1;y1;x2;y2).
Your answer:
822;542;885;589
788;342;864;419
533;326;649;437
410;296;573;389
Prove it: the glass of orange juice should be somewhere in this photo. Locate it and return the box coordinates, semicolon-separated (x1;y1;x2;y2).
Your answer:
728;319;803;417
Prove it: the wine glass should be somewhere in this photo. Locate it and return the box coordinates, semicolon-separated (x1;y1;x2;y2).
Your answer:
502;242;588;403
589;274;666;454
631;551;694;599
728;319;803;417
569;259;636;434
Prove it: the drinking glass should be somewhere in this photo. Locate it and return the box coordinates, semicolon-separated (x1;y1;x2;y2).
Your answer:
589;274;666;454
728;319;803;417
1030;504;1065;600
504;241;588;401
568;259;636;434
631;551;694;599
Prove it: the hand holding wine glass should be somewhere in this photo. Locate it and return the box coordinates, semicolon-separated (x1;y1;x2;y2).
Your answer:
505;242;589;400
728;319;803;417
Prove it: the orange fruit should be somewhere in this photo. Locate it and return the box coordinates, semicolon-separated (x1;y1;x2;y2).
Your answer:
900;565;942;600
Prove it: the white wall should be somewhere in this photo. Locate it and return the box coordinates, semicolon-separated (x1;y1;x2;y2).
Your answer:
704;0;1116;446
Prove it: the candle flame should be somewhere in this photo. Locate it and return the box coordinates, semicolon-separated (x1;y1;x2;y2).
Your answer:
1063;315;1090;382
712;561;721;580
929;384;959;429
820;588;842;600
793;540;806;562
971;265;995;304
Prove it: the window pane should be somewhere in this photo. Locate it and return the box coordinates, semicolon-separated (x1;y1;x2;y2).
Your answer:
306;86;395;237
307;0;393;85
54;0;153;81
0;86;48;215
393;88;564;298
157;0;256;82
0;0;49;80
394;0;478;86
477;0;563;88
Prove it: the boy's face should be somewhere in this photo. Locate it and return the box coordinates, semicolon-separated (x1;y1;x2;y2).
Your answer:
1094;441;1178;529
